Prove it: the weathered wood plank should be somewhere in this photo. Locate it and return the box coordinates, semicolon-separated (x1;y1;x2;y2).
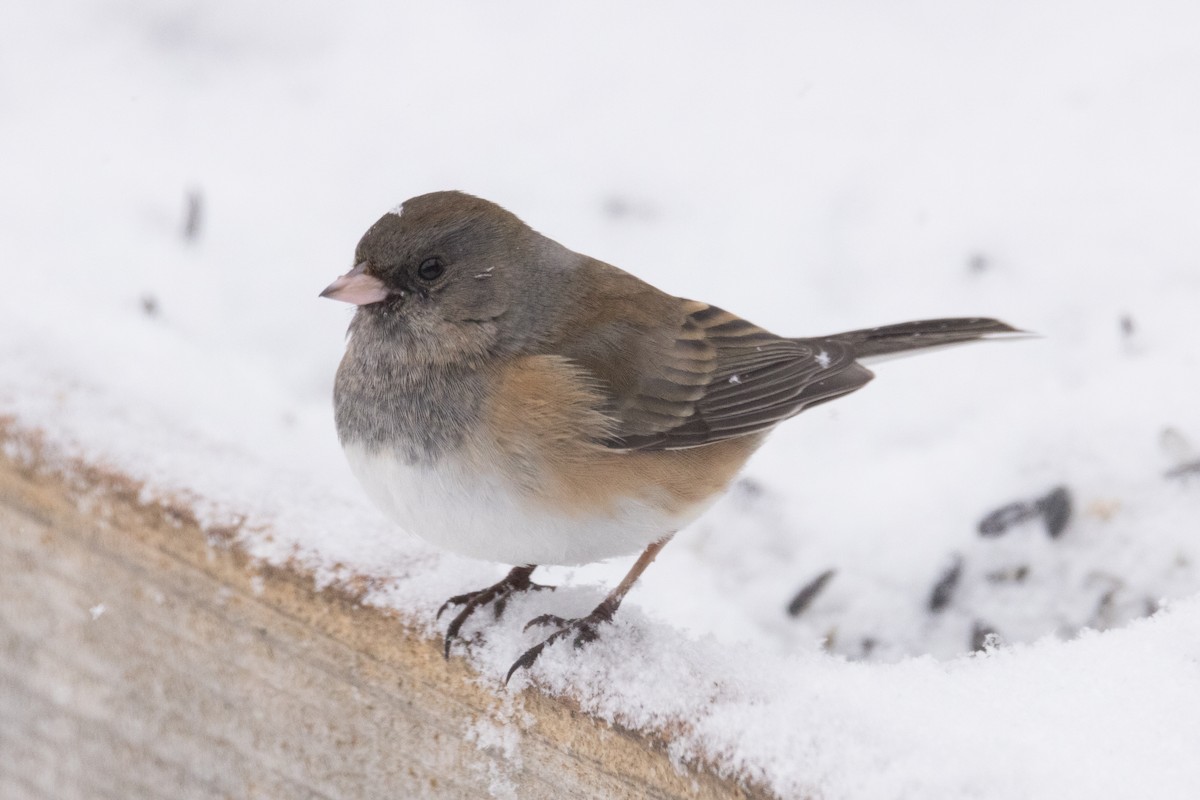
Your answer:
0;438;766;800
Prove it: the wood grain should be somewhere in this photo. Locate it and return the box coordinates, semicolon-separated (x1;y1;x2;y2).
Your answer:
0;425;770;800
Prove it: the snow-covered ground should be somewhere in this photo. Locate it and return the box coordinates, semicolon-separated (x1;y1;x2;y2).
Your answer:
4;2;1200;797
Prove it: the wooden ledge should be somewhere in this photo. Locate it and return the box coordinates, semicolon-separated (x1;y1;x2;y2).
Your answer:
0;423;769;799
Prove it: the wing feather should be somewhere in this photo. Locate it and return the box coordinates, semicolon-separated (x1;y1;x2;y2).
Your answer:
582;302;873;451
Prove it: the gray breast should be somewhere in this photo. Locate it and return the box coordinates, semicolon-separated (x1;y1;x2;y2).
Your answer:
333;328;489;465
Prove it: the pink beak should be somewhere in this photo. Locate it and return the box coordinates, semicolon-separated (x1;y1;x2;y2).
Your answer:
320;262;391;305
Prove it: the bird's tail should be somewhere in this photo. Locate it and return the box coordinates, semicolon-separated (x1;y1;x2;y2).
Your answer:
829;317;1023;360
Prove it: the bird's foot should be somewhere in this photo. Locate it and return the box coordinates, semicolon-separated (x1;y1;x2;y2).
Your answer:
438;566;553;659
505;600;616;684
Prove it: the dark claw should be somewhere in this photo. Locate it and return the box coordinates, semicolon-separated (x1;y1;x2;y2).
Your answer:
437;591;479;621
443;603;482;659
505;606;613;684
505;639;552;684
437;567;554;659
523;613;569;631
436;586;530;628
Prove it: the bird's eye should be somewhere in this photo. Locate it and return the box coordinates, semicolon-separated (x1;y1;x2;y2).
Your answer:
417;257;445;282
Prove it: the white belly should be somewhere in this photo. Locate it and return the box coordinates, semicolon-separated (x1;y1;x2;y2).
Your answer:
342;443;685;566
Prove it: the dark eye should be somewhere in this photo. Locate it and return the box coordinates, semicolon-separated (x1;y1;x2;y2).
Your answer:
417;257;445;282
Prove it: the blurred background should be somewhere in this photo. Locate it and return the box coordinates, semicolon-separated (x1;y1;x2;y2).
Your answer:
3;0;1199;661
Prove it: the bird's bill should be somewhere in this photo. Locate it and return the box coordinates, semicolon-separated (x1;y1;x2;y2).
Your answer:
320;262;390;305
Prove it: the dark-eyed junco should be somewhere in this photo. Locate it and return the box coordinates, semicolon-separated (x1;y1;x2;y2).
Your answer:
322;191;1018;682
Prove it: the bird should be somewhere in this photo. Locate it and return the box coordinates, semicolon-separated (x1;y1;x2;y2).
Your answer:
321;191;1019;683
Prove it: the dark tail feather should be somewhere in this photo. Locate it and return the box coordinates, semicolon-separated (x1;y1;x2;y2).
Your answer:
828;317;1023;359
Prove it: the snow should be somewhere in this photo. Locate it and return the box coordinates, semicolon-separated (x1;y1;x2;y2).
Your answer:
4;1;1200;797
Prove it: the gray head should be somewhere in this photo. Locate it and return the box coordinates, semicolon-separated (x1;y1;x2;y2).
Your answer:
322;191;581;365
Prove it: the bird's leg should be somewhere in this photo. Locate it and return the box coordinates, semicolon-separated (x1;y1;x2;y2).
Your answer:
506;536;672;684
438;564;553;658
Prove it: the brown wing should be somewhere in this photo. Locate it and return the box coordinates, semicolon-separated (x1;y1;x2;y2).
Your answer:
555;292;874;451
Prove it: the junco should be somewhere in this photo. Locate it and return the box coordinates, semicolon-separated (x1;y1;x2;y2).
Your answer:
322;191;1018;682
